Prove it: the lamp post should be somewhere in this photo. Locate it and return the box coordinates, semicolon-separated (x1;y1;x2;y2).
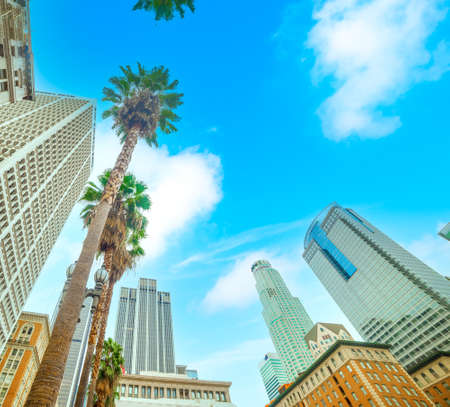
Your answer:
55;263;108;406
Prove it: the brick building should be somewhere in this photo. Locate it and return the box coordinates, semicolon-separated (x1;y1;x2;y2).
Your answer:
408;351;450;407
269;340;434;407
0;311;50;405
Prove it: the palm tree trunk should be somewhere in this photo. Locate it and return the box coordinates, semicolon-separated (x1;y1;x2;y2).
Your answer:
73;280;109;407
87;281;114;407
25;130;139;407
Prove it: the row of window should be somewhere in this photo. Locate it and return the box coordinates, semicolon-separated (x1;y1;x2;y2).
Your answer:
412;362;449;386
119;384;227;402
0;44;26;58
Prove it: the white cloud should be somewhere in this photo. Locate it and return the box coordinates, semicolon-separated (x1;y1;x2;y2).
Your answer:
306;0;450;140
407;229;450;276
176;218;308;268
206;126;218;133
202;249;308;313
190;338;273;372
93;120;223;259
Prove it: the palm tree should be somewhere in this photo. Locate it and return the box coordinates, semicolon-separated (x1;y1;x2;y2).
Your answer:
88;242;144;407
25;64;181;406
75;172;149;407
93;338;124;407
132;0;195;19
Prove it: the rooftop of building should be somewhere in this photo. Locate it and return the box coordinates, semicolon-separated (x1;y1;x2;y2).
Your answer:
269;340;391;407
406;350;450;375
304;322;349;344
121;372;232;387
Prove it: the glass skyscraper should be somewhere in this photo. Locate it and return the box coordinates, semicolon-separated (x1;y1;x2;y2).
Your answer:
115;278;175;374
258;353;289;401
303;203;450;369
252;260;315;380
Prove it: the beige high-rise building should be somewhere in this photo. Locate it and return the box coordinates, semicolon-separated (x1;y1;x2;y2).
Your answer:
0;0;96;352
0;0;35;104
0;92;96;352
0;311;50;406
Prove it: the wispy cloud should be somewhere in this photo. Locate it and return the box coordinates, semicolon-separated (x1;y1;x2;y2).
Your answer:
93;120;223;259
190;338;273;372
406;226;450;275
201;248;309;313
206;126;219;133
302;0;450;140
176;218;308;268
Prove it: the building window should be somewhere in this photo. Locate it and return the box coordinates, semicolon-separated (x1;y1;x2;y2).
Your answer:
191;391;195;399
221;392;226;401
216;392;220;401
0;69;6;80
128;386;133;397
0;81;8;92
403;400;411;407
134;386;138;397
429;368;439;379
173;389;177;398
384;396;393;406
121;385;126;396
160;388;164;397
360;386;367;395
438;362;448;373
167;389;172;398
147;387;151;398
11;46;15;56
352;375;360;383
421;373;430;383
155;388;159;398
352;392;358;400
434;386;442;394
0;44;4;57
368;401;375;407
209;391;213;399
347;365;352;372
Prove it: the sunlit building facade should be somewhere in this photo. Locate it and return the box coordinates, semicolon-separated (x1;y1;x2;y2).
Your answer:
303;203;450;370
305;323;353;360
0;312;50;406
252;260;315;381
115;278;175;374
0;0;35;104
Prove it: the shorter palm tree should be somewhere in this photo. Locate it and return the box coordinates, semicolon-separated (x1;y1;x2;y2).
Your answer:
93;338;124;407
75;172;149;407
132;0;195;19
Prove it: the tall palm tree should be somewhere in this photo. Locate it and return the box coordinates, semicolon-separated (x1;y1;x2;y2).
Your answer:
75;172;149;407
93;338;124;407
25;64;181;406
133;0;195;19
88;242;144;407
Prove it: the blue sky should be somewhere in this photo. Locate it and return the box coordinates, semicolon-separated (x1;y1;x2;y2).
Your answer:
25;1;450;406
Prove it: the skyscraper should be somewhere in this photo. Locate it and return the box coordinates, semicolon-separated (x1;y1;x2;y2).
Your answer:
252;260;315;380
115;278;176;375
303;203;450;369
0;0;35;104
438;223;450;241
258;353;288;401
0;0;95;354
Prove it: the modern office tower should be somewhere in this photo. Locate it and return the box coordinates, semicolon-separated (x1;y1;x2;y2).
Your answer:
0;0;35;104
117;371;235;406
303;203;450;370
0;92;95;353
0;311;50;406
305;323;353;359
53;264;107;407
268;340;435;407
438;223;450;241
252;260;315;381
258;353;289;401
115;278;176;375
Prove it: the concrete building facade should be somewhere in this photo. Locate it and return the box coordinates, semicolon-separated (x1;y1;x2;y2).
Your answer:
303;203;450;370
115;278;175;374
259;352;289;401
305;323;353;360
252;260;315;381
407;351;450;407
0;91;96;353
116;371;235;406
0;0;35;105
269;341;435;407
0;311;50;405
